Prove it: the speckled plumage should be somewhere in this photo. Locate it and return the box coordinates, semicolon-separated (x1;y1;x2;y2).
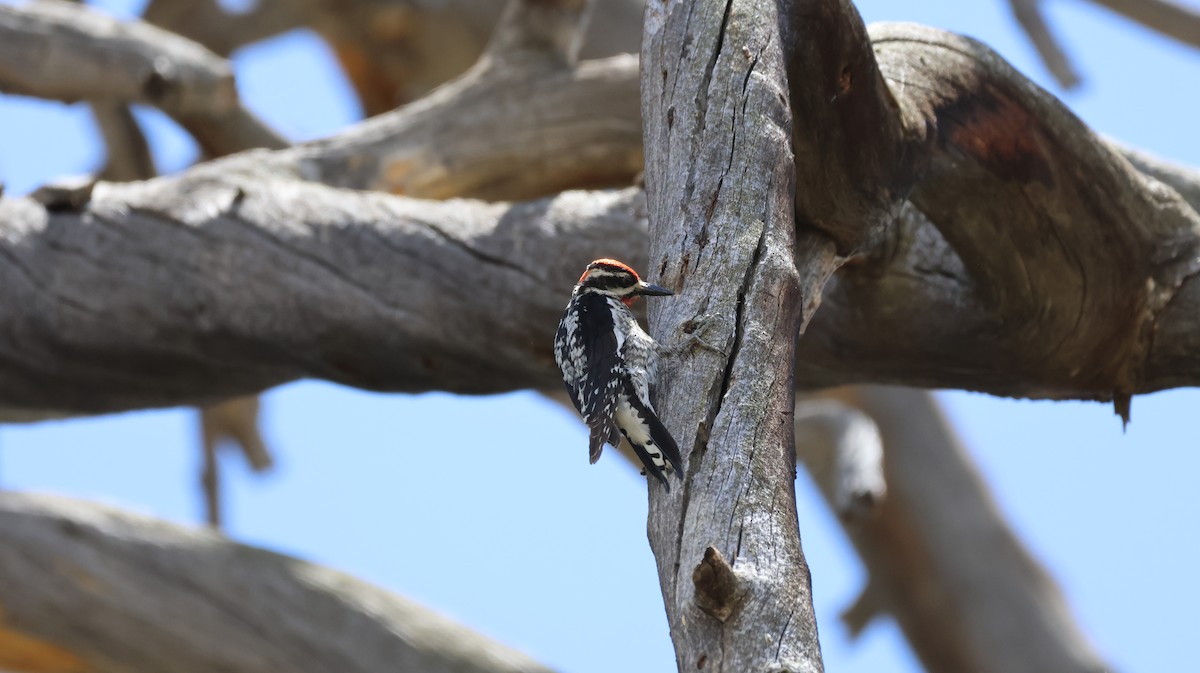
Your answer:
553;260;682;490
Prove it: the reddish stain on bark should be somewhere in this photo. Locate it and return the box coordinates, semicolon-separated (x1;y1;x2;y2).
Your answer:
937;83;1055;189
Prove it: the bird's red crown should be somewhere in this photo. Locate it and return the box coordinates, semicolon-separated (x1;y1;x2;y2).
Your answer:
578;258;640;283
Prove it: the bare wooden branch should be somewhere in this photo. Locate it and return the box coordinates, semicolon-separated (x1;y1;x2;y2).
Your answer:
794;398;885;519
1087;0;1200;51
287;53;640;200
198;394;274;527
2;174;1200;414
0;1;286;155
804;387;1110;673
0;492;557;673
0;1;235;114
1114;141;1200;213
483;0;592;67
91;103;157;181
269;0;642;115
0;178;645;414
143;0;304;57
1009;0;1081;88
278;0;638;200
797;22;1200;412
781;1;914;254
70;7;284;528
0;16;1197;410
1007;0;1197;88
179;105;289;155
640;0;826;669
201;395;273;472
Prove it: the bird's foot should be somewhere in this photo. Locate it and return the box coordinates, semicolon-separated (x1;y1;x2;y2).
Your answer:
672;316;730;358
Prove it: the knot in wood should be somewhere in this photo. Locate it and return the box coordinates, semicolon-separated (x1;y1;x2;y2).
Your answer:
692;546;741;623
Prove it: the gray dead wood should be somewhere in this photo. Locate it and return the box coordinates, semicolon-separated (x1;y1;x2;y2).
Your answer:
276;0;641;200
1;20;1199;410
1009;0;1198;88
256;0;644;114
84;95;273;530
285;53;640;200
793;399;885;520
0;0;232;114
149;0;644;200
71;5;285;528
0;492;557;673
1087;0;1200;51
795;22;1200;416
1008;0;1081;88
799;387;1110;673
91;102;157;182
0;1;284;155
0;4;1191;671
143;0;304;57
0;176;646;416
639;0;831;669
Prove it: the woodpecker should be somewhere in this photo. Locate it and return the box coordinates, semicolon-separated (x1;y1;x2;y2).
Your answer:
553;258;683;490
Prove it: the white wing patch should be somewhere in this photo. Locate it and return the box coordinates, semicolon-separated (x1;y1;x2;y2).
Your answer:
616;398;667;469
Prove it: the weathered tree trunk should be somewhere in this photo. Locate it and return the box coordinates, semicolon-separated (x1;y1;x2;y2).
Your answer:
640;1;827;670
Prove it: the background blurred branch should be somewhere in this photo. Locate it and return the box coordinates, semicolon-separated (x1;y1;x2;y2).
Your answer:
0;492;557;673
1010;0;1199;88
1088;0;1200;50
63;0;290;528
794;399;886;520
143;0;304;57
0;1;284;153
804;387;1110;673
0;0;233;114
90;102;156;181
1009;0;1080;88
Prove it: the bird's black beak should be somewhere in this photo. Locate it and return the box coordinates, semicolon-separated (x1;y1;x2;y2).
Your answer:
637;281;674;297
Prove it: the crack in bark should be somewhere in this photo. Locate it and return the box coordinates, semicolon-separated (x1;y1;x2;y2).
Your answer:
775;607;796;662
0;244;99;318
421;220;536;280
222;214;412;316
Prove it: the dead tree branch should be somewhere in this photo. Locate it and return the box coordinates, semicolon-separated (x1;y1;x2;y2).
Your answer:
1087;0;1200;51
1008;0;1081;88
0;492;557;673
255;0;642;114
1008;0;1198;89
67;1;286;528
90;102;157;181
0;177;644;416
794;398;885;520
285;52;640;199
0;1;284;154
0;18;1198;411
143;0;304;57
804;387;1110;673
797;22;1200;416
0;1;233;114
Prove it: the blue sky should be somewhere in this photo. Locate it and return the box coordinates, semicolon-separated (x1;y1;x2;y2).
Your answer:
1;1;1198;672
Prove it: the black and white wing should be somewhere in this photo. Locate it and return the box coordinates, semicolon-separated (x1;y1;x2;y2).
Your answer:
617;377;684;491
554;293;622;463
